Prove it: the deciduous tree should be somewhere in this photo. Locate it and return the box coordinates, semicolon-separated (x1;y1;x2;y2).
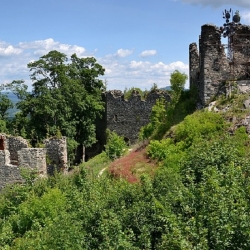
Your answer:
9;50;105;150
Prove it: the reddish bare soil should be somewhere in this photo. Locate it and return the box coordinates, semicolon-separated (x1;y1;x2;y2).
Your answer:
109;146;157;183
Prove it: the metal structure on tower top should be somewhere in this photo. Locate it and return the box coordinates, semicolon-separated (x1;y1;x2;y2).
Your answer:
221;9;241;60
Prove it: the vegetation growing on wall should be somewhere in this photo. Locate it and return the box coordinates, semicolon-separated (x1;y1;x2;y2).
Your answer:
139;70;196;140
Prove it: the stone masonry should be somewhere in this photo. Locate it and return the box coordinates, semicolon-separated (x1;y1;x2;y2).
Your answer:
84;89;171;160
190;23;250;105
44;137;68;174
105;89;171;144
0;134;67;190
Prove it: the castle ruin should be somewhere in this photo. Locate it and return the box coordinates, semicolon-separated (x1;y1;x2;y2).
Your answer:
190;22;250;105
85;89;171;160
0;134;67;190
1;89;170;188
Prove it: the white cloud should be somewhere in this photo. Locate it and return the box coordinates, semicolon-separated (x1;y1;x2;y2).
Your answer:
0;42;22;56
19;38;86;57
181;0;250;8
0;39;189;92
140;50;157;57
0;39;88;90
242;11;250;24
100;56;189;90
115;48;133;57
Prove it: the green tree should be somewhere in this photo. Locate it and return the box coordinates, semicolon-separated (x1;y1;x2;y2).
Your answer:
0;84;14;120
9;50;105;150
124;87;145;100
105;129;127;160
170;70;188;103
0;94;13;119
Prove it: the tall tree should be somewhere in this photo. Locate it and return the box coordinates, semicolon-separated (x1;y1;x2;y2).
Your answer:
170;70;188;103
10;50;105;148
0;84;14;120
0;93;13;120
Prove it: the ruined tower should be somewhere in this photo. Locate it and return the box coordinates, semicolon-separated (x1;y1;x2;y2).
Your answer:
190;10;250;105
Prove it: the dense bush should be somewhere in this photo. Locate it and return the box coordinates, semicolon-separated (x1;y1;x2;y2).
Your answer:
105;129;128;160
1;92;250;249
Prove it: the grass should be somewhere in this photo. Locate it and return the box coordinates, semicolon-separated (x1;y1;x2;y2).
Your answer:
78;152;111;179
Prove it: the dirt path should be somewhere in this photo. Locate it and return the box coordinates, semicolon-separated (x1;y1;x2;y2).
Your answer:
108;146;156;183
97;167;107;177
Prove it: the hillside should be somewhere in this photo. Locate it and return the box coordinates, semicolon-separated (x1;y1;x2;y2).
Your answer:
1;91;250;249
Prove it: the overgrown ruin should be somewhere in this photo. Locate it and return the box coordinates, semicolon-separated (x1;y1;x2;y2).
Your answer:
190;19;250;105
0;134;67;190
85;89;171;160
1;89;170;189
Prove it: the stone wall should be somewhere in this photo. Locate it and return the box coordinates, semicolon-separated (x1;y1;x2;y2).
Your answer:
0;135;68;190
105;89;171;144
189;42;200;91
231;25;250;79
190;23;250;105
0;149;23;190
44;137;68;173
18;148;47;176
83;89;171;161
7;136;29;165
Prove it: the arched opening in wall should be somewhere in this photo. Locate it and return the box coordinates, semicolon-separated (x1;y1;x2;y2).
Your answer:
0;137;4;150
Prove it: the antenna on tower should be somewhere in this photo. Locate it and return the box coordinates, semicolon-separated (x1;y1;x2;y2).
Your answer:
220;9;241;61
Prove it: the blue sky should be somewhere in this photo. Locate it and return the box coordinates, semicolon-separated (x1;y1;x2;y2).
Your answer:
0;0;250;91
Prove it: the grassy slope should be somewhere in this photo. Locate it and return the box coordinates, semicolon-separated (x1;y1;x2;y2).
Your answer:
85;91;250;182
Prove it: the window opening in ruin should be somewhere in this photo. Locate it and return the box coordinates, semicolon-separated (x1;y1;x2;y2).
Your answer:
0;138;4;150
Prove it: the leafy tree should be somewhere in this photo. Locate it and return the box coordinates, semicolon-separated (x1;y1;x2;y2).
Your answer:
0;94;13;119
0;119;7;133
124;87;145;100
170;70;188;103
105;129;127;160
9;50;105;150
0;84;14;120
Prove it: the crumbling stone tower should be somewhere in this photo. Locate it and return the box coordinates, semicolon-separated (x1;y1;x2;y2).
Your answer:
190;23;250;105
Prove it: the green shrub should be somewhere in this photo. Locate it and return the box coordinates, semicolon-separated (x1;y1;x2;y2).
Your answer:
173;110;227;148
105;129;128;160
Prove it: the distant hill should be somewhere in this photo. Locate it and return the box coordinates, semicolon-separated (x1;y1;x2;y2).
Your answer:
1;92;19;118
161;86;189;91
160;86;172;91
6;92;19;103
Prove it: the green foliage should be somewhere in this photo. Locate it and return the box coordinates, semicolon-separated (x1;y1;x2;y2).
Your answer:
20;168;38;186
1;123;250;249
0;93;13;119
173;110;227;148
80;151;111;178
8;51;105;149
66;137;79;166
139;97;168;140
105;129;128;160
124;87;145;100
139;70;195;141
170;70;188;102
0;119;7;133
140;88;196;141
147;138;186;171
